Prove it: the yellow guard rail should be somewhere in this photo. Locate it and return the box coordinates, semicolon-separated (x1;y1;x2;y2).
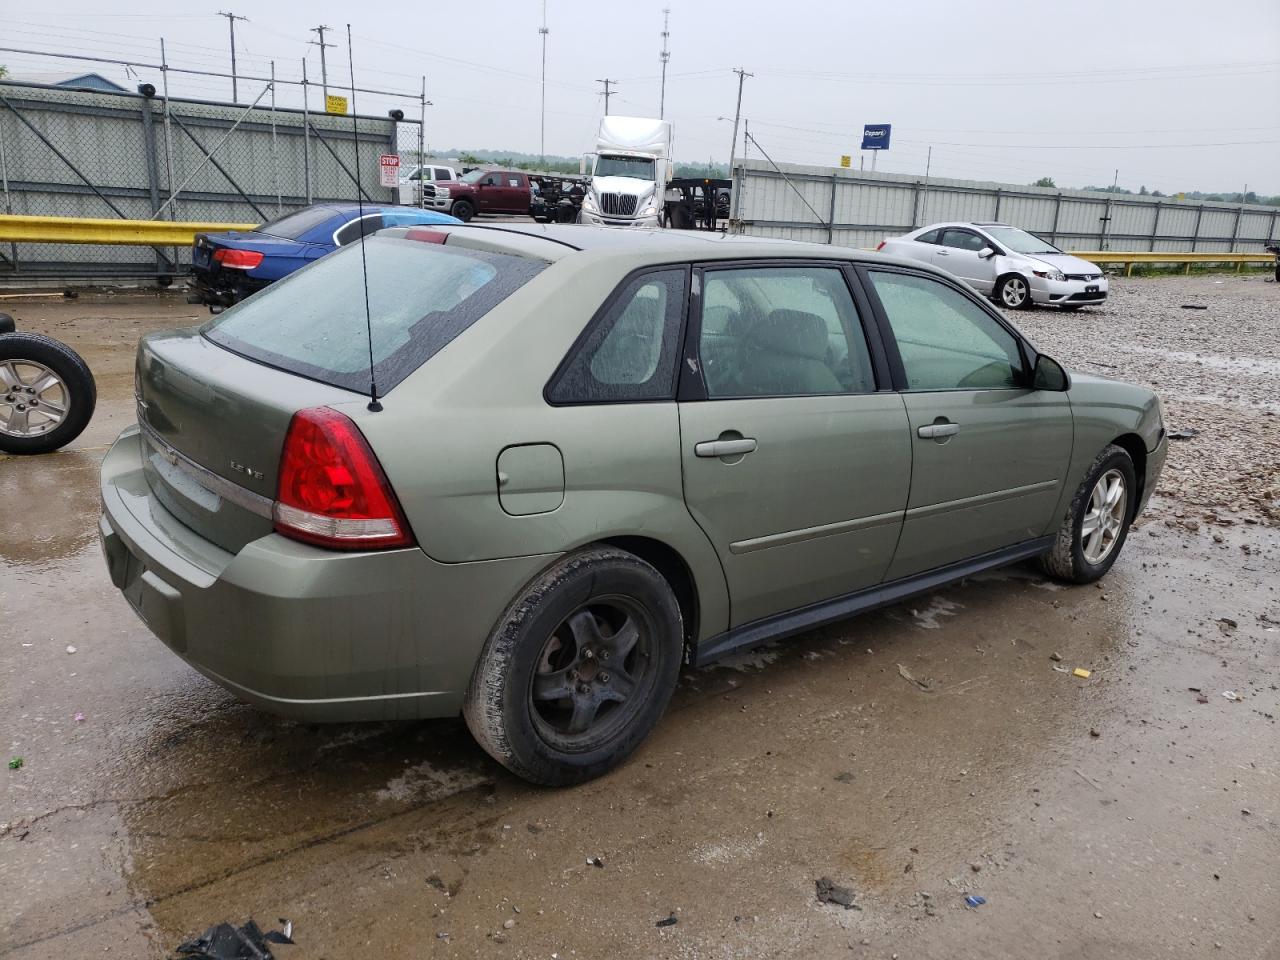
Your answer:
0;214;258;246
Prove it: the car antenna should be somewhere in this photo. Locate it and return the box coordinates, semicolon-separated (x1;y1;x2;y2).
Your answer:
346;24;382;413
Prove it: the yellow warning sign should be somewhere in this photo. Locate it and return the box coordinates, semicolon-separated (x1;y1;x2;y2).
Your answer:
325;94;348;115
840;155;852;168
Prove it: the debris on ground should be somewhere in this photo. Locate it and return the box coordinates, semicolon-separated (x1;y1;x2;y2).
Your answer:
1222;691;1242;701
7;757;23;770
586;856;604;868
656;914;679;927
1073;668;1092;679
1049;652;1063;662
896;663;933;692
65;645;77;654
833;772;855;783
1166;427;1198;441
815;877;859;910
964;895;987;908
425;874;447;892
1179;304;1209;310
173;918;294;959
74;711;85;723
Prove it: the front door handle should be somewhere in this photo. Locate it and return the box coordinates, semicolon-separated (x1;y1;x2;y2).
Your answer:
695;437;758;458
936;249;950;256
917;422;960;439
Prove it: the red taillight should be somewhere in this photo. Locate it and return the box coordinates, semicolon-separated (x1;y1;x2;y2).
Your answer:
213;248;265;270
274;407;414;551
875;241;886;251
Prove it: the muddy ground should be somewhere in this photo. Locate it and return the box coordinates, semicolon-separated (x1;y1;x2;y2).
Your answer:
2;275;1277;959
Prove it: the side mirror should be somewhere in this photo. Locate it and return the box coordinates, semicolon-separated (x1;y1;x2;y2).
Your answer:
1032;354;1070;392
977;246;995;259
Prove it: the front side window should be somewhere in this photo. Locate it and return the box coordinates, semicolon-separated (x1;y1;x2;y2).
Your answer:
867;271;1023;391
548;268;687;404
698;266;876;398
460;169;488;185
939;229;986;252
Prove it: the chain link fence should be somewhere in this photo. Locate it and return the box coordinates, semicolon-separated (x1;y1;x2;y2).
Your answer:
0;80;416;280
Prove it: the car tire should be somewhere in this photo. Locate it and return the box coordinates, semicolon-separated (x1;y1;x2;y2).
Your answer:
463;546;684;786
0;332;97;455
451;199;475;222
1040;444;1137;584
996;274;1032;310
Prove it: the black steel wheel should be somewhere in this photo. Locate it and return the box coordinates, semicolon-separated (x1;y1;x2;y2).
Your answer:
464;546;683;786
451;199;475;222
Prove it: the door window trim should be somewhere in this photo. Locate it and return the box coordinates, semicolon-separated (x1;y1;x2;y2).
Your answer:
855;263;1037;393
677;258;893;403
543;263;692;406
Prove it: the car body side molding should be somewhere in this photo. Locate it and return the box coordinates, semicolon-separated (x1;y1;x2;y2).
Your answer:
693;535;1055;666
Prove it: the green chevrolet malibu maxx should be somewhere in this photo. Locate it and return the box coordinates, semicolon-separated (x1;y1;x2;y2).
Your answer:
99;223;1166;785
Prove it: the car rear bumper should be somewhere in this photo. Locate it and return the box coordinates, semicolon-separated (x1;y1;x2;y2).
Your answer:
186;268;270;309
99;426;555;722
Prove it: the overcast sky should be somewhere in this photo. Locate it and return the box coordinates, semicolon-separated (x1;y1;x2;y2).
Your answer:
3;0;1278;193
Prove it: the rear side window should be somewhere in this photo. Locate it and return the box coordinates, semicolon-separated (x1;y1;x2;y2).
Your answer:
547;268;688;404
334;215;383;246
915;229;941;244
203;237;545;394
698;266;875;398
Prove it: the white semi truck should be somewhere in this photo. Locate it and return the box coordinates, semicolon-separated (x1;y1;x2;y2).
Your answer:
579;116;673;228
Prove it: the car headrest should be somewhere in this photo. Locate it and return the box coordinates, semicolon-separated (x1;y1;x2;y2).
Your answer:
744;309;830;361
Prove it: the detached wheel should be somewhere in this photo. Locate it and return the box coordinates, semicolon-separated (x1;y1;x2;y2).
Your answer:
1041;444;1136;584
451;199;475;222
0;333;96;455
997;274;1032;310
464;546;683;786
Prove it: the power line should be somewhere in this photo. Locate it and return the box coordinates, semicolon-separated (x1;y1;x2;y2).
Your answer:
309;25;334;101
659;7;670;119
728;68;752;177
597;78;616;115
215;11;247;102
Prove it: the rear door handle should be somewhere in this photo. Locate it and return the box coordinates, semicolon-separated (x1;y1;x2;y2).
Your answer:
917;422;960;439
695;438;758;458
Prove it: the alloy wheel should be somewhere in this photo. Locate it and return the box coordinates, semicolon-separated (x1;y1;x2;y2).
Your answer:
1002;277;1028;308
0;359;69;438
1082;468;1127;564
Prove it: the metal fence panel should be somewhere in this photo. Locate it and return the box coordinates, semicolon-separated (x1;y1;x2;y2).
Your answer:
0;80;414;279
735;159;1277;254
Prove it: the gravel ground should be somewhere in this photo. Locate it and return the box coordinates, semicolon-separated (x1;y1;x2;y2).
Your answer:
1006;274;1280;527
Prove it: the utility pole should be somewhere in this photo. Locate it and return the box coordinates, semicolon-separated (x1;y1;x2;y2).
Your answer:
659;8;670;119
310;25;334;101
727;67;751;179
539;0;549;163
217;11;248;102
597;78;616;115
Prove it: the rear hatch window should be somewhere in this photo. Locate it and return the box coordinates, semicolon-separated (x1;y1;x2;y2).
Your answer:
202;236;545;393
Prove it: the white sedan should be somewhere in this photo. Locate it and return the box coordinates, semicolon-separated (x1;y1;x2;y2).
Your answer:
878;222;1107;310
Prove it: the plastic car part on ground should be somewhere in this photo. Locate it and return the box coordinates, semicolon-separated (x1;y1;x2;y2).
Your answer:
174;918;293;959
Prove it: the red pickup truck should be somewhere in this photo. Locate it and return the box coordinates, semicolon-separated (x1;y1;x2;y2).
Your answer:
423;169;532;222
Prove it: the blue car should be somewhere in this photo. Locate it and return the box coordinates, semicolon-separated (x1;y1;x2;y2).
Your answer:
188;203;461;309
